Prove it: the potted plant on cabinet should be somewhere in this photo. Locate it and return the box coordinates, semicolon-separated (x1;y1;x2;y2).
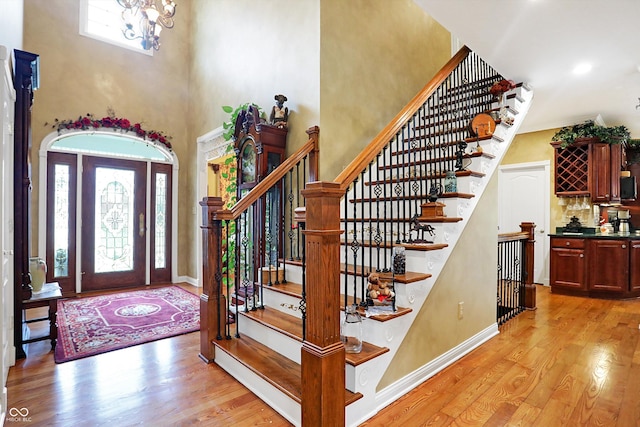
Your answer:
552;120;630;148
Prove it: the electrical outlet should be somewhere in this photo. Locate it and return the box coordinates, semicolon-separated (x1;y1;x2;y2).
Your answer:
458;301;464;319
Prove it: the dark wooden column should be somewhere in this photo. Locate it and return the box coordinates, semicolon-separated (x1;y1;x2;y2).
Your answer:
520;222;537;310
199;197;226;363
300;181;345;427
13;50;39;359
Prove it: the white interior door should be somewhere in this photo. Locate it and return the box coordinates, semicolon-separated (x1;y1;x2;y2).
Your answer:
0;45;15;422
498;161;550;285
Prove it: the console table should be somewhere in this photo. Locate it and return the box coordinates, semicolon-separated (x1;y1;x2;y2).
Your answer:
22;282;63;350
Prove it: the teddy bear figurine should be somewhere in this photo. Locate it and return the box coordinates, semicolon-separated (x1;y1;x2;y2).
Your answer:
367;272;395;303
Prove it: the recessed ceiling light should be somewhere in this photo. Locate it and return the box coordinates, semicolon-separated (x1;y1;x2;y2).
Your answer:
573;63;592;75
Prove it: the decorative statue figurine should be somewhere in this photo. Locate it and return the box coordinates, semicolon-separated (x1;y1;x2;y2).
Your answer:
427;182;442;202
270;94;289;128
409;214;435;243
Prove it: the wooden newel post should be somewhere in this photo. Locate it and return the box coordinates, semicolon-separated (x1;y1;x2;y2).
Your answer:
199;197;226;363
520;222;536;310
300;182;345;427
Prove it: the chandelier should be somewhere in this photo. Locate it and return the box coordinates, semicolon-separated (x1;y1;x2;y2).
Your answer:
117;0;177;51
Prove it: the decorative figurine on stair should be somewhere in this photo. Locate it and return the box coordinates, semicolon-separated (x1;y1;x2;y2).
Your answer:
409;214;435;243
427;182;442;202
270;94;289;128
367;272;395;306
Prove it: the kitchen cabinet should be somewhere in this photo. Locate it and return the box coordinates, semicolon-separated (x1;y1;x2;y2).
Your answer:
629;240;640;292
550;235;640;298
552;138;625;202
549;238;586;292
587;239;628;293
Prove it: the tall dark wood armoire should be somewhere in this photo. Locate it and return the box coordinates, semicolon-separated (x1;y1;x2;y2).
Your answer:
13;50;39;359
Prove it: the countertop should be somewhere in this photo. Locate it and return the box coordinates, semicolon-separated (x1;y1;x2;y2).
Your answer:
549;232;640;239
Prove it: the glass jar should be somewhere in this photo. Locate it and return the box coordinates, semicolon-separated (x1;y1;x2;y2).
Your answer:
445;170;457;193
392;246;406;274
341;305;363;353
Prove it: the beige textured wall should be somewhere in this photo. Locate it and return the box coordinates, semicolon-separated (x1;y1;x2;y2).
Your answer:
189;0;320;157
379;173;499;390
23;0;192;276
320;0;451;181
501;129;564;230
0;0;23;54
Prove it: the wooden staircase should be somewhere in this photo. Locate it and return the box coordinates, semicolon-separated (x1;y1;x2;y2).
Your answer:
200;46;534;426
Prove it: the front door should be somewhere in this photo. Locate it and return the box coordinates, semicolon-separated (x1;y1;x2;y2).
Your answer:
81;156;147;291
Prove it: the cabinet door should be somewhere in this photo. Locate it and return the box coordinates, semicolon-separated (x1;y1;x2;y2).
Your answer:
630;240;640;291
609;143;622;203
590;143;611;203
552;143;590;196
550;247;586;291
588;239;628;292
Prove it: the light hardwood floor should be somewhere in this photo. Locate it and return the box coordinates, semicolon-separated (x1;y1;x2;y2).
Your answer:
6;284;640;426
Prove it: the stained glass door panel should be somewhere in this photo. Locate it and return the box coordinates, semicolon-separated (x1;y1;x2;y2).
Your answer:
94;168;135;273
81;156;146;290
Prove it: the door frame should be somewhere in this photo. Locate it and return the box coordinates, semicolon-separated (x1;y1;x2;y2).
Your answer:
1;45;16;417
37;130;179;293
498;160;551;286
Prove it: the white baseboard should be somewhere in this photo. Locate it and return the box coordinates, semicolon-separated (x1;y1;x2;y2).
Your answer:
175;276;198;287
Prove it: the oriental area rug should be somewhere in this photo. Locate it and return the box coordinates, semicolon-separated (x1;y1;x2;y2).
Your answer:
54;286;200;363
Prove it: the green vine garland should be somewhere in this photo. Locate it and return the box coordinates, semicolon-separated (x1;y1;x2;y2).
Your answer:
552;120;630;149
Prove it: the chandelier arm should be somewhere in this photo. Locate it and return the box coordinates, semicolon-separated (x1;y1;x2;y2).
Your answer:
117;0;176;50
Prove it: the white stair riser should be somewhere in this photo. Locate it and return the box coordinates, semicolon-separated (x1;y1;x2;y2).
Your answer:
238;313;302;364
262;287;304;318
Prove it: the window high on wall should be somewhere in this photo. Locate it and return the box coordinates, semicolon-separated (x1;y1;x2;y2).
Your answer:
79;0;152;55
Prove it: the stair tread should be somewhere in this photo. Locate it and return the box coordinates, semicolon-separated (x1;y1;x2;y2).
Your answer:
439;192;474;199
365;170;484;187
384;148;495;165
340;263;431;283
339;239;448;251
359;304;413;322
213;333;363;406
241;306;302;340
416;216;463;223
400;242;448;251
346;341;389;366
265;281;304;298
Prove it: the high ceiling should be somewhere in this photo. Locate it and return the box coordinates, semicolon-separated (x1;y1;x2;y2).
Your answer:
414;0;640;137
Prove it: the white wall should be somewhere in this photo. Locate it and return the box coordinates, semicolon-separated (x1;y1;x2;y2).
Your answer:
0;0;24;56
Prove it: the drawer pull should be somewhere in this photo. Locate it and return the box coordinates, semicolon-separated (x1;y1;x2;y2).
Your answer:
622;245;627;249
566;242;570;246
580;254;584;258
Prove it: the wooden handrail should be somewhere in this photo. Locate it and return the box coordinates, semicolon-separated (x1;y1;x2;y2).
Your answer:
214;126;319;221
498;231;530;243
333;46;471;192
